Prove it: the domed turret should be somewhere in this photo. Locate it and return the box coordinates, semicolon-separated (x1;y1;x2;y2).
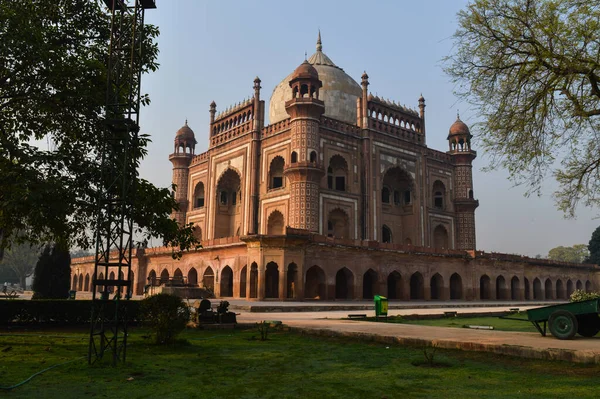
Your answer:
292;60;319;80
447;115;471;139
270;32;362;124
447;113;472;152
173;120;197;154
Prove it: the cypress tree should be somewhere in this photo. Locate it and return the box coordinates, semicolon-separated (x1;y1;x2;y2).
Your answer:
32;244;71;299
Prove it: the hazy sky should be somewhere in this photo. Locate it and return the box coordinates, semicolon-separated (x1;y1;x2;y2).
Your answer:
136;0;599;257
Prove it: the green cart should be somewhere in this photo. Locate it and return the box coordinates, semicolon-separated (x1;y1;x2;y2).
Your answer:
526;299;600;340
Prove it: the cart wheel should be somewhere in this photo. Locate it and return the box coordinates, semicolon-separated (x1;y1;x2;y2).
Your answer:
549;310;578;340
576;314;600;337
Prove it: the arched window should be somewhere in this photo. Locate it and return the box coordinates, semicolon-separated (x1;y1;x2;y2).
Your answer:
382;225;392;243
309;151;317;163
193;182;205;208
291;151;297;163
269;156;285;190
381;187;391;203
220;191;228;205
433;225;449;249
404;190;411;205
328;209;350;238
327;155;348;191
432;180;445;210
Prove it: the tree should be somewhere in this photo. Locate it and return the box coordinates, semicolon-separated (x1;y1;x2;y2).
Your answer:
32;243;71;299
588;226;600;264
547;244;589;263
0;1;197;260
0;242;40;288
445;0;600;216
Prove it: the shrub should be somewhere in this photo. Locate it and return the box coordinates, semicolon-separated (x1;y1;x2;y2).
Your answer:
569;289;600;302
140;293;190;344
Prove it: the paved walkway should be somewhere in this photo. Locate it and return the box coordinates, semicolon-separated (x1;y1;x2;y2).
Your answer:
235;305;600;364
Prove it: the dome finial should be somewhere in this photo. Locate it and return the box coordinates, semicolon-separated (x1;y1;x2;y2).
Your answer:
457;109;460;120
317;29;322;52
185;118;188;125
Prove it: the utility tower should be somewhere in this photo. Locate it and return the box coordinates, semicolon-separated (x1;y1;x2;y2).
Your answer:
88;0;156;365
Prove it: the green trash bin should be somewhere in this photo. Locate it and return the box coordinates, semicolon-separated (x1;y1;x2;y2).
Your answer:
68;290;76;300
374;295;388;320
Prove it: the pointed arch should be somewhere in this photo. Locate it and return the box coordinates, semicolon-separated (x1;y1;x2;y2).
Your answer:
586;280;592;293
576;280;583;290
148;270;157;286
432;180;446;210
433;225;449;249
544;278;553;300
215;168;242;238
72;275;78;290
174;268;183;285
305;265;326;299
524;277;530;300
430;273;443;300
335;267;354;299
496;275;507;300
511;276;520;300
382;225;392;243
450;273;462;300
193;182;205;208
533;278;542;300
410;272;424;300
556;279;565;299
265;262;279;298
327;208;350;238
387;271;402;299
480;275;491;300
84;273;90;291
268;156;285;190
203;266;215;291
267;210;285;235
567;279;574;297
188;267;198;286
220;266;233;297
327;155;348;191
362;269;378;299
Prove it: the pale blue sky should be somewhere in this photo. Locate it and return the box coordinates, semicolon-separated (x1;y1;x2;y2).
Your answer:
137;0;598;257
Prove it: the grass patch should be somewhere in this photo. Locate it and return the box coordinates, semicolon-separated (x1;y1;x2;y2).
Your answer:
365;315;539;333
1;327;598;398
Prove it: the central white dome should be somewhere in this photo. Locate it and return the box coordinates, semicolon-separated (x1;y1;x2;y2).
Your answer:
269;34;362;125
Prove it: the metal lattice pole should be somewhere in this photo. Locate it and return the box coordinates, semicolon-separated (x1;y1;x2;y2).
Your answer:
89;0;155;366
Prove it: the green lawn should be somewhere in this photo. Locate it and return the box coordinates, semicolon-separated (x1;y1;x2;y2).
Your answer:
1;327;599;398
372;315;539;333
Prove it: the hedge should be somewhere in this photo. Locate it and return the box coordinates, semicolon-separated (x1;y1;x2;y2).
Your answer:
0;300;141;326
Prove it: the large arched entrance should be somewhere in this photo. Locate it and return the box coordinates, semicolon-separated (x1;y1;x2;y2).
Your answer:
249;263;258;298
305;265;326;299
362;269;378;299
287;263;298;299
239;266;247;298
480;275;491;300
335;267;354;299
450;273;462;300
203;267;215;292
148;270;156;286
327;208;350;238
265;262;279;298
214;168;242;238
510;276;520;300
410;272;424;300
567;280;574;297
220;266;233;297
267;210;285;235
387;271;402;299
430;273;443;300
433;225;449;249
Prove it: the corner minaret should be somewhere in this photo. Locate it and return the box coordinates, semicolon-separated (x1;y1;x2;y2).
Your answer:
283;60;325;232
447;114;478;250
169;121;196;226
